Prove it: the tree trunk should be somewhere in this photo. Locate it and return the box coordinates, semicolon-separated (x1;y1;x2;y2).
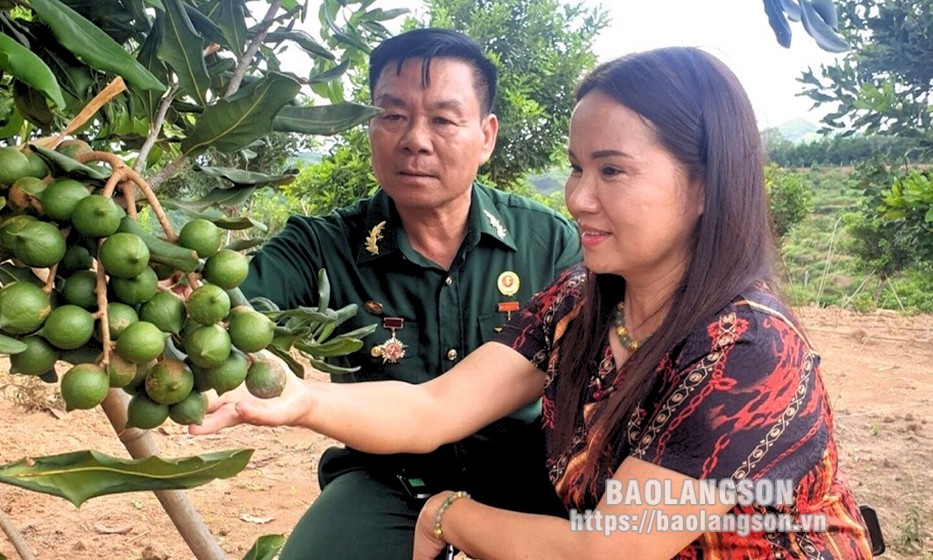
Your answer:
100;390;226;560
873;275;886;305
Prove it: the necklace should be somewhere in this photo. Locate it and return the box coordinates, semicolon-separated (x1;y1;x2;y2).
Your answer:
613;302;645;352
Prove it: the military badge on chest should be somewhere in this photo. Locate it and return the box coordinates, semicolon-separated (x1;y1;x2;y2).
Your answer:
370;316;406;364
494;271;521;332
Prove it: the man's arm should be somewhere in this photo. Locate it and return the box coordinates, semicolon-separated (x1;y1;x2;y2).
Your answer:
239;215;327;309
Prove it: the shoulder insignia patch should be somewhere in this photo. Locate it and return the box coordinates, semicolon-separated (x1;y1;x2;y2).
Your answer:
483;210;507;239
365;220;387;255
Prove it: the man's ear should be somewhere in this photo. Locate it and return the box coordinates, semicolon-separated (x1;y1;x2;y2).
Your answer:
479;113;499;164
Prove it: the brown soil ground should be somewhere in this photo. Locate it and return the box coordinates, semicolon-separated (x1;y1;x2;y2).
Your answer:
0;306;931;560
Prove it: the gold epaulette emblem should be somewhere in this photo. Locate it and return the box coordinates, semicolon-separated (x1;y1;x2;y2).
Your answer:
365;221;386;255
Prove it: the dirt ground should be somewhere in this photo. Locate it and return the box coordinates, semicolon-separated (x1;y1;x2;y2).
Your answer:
0;306;931;560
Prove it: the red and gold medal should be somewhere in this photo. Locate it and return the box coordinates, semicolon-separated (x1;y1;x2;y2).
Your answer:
370;317;406;364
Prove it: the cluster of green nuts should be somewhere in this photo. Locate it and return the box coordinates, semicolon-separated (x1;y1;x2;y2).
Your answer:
0;141;286;429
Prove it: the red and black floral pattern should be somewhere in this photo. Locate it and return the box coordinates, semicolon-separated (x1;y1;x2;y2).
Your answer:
495;265;872;559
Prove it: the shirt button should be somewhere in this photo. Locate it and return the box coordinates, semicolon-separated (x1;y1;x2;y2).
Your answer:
445;276;452;286
447;348;458;361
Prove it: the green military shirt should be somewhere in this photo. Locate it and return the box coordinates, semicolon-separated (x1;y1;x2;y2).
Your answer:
240;183;581;423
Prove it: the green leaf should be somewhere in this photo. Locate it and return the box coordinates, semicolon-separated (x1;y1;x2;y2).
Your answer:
195;165;297;187
809;0;838;31
0;333;27;355
766;0;792;48
295;336;364;358
265;30;335;61
0;31;66;108
266;344;305;377
28;0;165;91
215;0;248;58
134;12;167;121
799;0;849;53
308;58;351;85
242;534;286;560
30;145;112;181
158;0;211;106
184;3;227;47
269;306;335;327
363;8;409;22
322;2;369;52
181;72;300;156
248;296;280;313
316;267;330;312
0;449;253;507
338;324;378;340
307;355;360;375
0;263;43;286
224;237;266;252
779;0;801;22
161;185;257;210
214;215;267;231
0;108;24;139
274;102;379;136
13;80;54;126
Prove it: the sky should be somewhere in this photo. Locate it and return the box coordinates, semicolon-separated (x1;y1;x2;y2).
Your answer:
581;0;844;129
365;0;846;130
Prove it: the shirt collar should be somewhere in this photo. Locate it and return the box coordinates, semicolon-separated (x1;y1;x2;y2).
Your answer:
470;184;517;251
355;184;517;265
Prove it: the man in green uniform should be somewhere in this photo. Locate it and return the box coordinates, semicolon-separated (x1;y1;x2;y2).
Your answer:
239;28;581;558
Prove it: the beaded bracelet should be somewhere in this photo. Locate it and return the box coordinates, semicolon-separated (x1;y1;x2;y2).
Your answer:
433;490;471;541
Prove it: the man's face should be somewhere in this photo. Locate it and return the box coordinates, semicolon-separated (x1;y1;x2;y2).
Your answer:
368;57;498;212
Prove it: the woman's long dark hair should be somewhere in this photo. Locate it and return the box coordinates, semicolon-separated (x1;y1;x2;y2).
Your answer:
552;47;777;492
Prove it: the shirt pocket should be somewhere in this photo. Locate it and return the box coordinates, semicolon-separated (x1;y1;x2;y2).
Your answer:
476;311;507;344
359;318;423;382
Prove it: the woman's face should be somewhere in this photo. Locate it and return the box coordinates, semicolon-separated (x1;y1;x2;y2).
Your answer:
565;91;704;286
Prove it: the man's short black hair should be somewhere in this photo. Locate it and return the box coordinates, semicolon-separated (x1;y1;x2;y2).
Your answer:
368;28;497;115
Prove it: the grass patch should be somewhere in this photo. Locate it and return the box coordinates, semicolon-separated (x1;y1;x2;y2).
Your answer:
0;369;63;411
893;505;927;554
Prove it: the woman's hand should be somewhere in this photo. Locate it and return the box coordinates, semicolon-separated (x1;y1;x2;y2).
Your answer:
413;492;454;560
188;354;316;435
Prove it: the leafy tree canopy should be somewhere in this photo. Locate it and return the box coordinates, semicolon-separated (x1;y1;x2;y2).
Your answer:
799;0;933;152
0;0;398;189
795;0;933;273
423;0;608;189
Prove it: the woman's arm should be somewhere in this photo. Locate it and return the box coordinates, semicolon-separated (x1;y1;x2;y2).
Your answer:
190;342;544;455
414;457;734;560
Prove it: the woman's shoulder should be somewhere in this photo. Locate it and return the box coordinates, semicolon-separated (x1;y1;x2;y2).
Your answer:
675;283;810;364
539;262;587;300
733;282;811;346
518;263;587;325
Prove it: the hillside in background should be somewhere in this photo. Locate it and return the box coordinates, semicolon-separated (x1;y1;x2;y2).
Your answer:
777;117;821;143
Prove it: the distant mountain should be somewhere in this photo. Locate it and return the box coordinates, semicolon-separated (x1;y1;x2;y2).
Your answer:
776;118;821;143
288;150;324;166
